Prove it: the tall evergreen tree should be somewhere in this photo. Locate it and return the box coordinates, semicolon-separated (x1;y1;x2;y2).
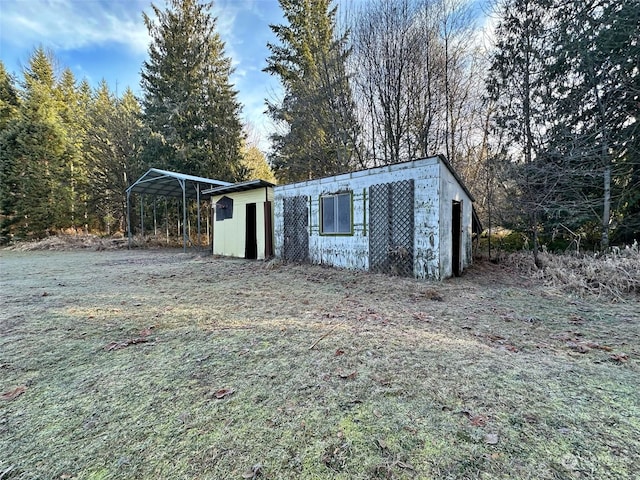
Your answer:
265;0;360;182
0;48;74;239
0;62;21;241
0;62;19;130
141;0;244;181
86;83;145;233
56;68;89;230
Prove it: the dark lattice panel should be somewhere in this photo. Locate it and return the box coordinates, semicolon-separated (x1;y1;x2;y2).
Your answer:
369;180;414;276
283;195;309;262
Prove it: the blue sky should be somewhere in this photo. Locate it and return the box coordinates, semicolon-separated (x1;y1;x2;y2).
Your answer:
0;0;288;150
0;0;491;151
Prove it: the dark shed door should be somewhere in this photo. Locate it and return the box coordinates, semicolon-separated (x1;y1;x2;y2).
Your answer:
452;201;462;277
245;203;258;259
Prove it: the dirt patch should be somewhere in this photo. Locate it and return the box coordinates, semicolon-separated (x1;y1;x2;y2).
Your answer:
0;250;638;479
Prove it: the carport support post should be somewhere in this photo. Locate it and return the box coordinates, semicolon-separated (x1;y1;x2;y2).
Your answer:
140;193;144;240
126;190;131;249
180;179;187;252
197;184;201;249
165;198;169;244
153;197;157;236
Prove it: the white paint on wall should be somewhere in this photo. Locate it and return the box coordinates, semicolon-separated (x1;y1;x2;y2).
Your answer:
438;163;474;279
274;156;473;280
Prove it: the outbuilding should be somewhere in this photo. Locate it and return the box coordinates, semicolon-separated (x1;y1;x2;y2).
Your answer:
202;180;275;260
126;168;231;252
273;155;478;280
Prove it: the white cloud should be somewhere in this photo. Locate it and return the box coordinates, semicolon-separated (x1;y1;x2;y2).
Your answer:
0;0;281;150
0;0;153;54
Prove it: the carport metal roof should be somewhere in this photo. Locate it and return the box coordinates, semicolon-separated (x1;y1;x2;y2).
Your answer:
126;168;232;198
201;179;276;196
126;168;232;252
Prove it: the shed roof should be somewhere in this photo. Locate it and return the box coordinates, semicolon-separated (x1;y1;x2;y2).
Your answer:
273;155;475;202
126;168;232;199
202;179;276;196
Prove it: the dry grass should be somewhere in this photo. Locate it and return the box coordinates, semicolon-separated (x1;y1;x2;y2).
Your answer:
502;241;640;299
0;248;638;479
4;234;128;252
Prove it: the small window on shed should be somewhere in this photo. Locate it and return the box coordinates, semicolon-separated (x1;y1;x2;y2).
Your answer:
216;196;234;221
320;192;352;235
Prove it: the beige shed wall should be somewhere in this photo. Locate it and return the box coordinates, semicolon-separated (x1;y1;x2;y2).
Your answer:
212;187;274;260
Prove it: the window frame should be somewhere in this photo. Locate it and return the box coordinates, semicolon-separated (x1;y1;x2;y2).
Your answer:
215;196;234;221
319;191;353;236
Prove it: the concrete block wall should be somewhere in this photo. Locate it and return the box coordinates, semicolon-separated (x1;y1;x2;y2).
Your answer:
274;156;473;280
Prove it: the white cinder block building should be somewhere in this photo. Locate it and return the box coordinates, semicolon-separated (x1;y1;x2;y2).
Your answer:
273;155;477;280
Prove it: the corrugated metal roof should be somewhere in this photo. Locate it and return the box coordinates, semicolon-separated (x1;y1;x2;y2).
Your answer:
201;179;276;196
126;168;232;199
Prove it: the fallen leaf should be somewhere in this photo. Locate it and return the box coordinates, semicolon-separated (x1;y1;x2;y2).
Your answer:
610;353;628;363
335;348;345;356
487;334;505;342
374;376;392;386
105;337;150;351
1;385;27;400
585;341;612;352
470;415;488;427
566;341;590;353
139;326;155;337
569;315;585;324
485;433;499;445
412;311;432;321
214;388;235;399
338;370;357;380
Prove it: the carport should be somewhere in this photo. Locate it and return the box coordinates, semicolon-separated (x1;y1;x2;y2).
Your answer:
126;168;232;252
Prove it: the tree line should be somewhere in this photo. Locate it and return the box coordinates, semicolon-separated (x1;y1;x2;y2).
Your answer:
0;0;271;242
1;0;638;250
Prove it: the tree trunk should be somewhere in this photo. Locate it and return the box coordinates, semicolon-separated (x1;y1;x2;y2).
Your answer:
602;162;611;250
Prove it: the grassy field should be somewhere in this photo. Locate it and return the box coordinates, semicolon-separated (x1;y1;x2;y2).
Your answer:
1;248;638;479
